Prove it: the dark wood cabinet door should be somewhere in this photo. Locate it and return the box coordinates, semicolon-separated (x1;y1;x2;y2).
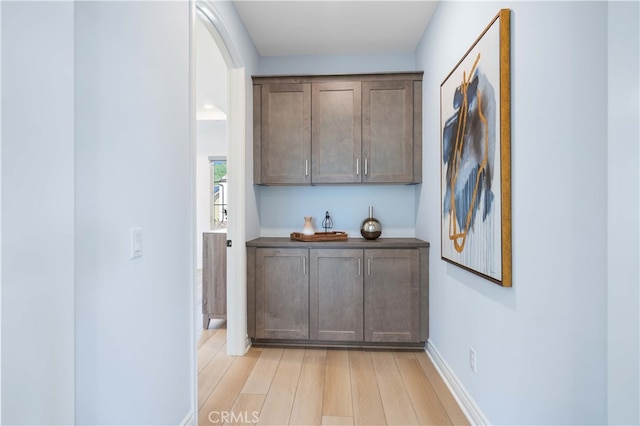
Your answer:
261;83;311;184
255;248;309;339
362;81;415;183
364;249;420;342
310;249;363;341
311;82;362;183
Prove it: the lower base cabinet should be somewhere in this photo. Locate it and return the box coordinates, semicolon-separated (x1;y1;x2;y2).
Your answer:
255;248;309;339
247;238;429;347
364;249;420;342
310;249;364;342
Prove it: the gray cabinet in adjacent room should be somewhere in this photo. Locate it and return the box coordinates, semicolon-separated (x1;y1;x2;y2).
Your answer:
203;232;227;329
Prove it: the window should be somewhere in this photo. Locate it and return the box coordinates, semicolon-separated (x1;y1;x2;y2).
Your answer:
210;158;227;230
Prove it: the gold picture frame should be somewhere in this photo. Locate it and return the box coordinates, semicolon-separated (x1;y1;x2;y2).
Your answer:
440;9;511;287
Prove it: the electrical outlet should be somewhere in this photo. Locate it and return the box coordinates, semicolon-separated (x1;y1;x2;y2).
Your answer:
469;348;477;373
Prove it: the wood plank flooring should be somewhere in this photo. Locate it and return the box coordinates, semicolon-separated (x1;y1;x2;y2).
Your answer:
198;322;469;426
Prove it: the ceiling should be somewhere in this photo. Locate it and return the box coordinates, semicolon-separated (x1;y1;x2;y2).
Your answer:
232;1;438;57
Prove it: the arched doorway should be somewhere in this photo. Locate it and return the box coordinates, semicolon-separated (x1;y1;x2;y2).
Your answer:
192;3;248;416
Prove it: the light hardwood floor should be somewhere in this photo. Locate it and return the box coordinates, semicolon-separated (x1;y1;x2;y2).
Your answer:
197;322;469;426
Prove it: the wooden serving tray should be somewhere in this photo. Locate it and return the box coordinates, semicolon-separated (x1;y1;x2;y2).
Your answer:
290;231;348;242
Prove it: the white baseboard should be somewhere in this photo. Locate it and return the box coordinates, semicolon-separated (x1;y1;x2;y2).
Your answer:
426;340;490;425
180;410;195;426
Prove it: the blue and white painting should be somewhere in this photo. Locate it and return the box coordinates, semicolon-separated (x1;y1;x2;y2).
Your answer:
441;15;504;283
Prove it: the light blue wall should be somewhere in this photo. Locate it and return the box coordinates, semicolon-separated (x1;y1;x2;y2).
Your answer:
1;2;75;423
607;1;640;424
259;185;416;238
259;53;416;75
74;2;192;423
256;53;421;238
415;2;609;424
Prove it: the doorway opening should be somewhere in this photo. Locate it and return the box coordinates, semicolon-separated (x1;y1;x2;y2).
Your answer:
194;11;228;337
192;1;248;418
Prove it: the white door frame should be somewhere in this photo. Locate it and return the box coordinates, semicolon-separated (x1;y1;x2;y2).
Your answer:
225;67;248;355
191;1;249;419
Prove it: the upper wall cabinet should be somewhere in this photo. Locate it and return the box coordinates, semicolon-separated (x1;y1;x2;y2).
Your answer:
312;81;362;184
363;81;420;183
258;83;311;184
253;73;423;185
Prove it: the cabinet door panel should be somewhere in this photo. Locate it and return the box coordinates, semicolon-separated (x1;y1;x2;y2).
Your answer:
203;232;227;328
311;82;362;183
310;249;363;341
364;249;419;342
362;81;414;183
261;83;311;184
256;248;309;339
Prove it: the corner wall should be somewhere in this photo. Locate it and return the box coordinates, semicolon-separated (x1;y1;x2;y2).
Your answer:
1;2;75;423
415;2;608;424
607;1;640;423
74;2;192;423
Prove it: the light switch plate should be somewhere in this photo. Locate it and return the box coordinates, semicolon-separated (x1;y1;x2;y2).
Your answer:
131;227;142;259
470;347;477;373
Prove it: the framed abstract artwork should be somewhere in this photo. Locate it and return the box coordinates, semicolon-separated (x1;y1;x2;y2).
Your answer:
440;9;512;287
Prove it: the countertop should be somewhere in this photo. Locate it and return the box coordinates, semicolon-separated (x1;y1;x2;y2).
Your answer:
246;237;430;249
